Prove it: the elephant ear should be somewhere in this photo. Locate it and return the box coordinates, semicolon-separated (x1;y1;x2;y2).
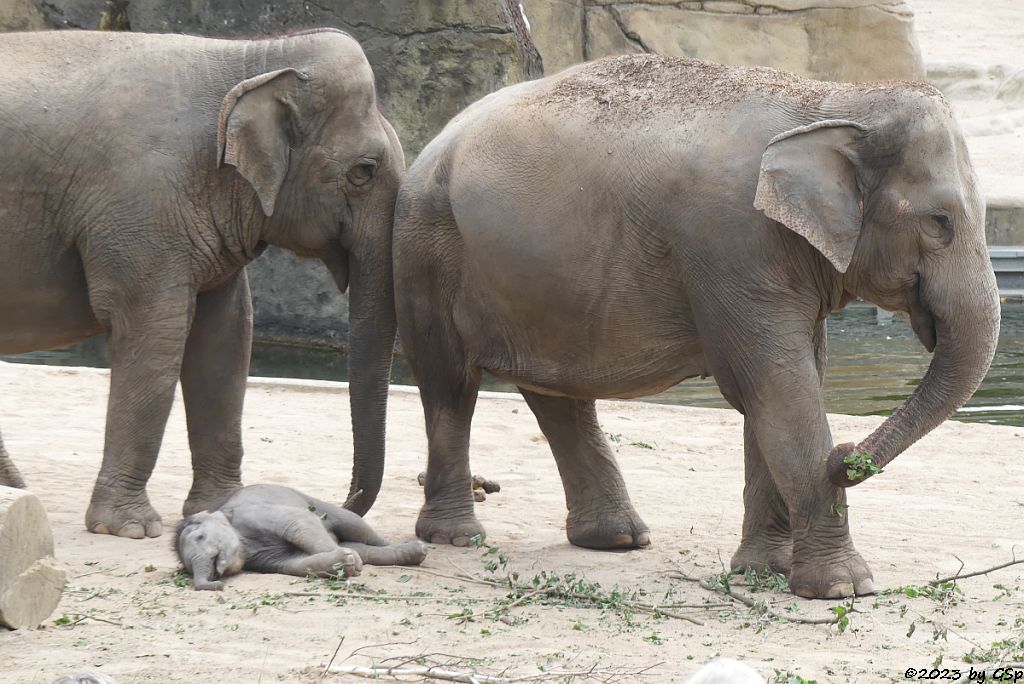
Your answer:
217;68;307;217
753;119;867;273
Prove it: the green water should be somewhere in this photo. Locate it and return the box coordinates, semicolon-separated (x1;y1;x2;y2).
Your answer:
4;303;1023;426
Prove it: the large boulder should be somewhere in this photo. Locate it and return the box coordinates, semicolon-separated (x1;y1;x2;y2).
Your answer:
8;0;541;347
526;0;926;82
0;0;46;31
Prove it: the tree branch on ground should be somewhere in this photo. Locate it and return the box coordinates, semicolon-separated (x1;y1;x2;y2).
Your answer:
669;570;840;626
929;549;1023;586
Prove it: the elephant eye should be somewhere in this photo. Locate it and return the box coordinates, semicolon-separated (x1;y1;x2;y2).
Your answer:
347;158;378;187
925;213;954;247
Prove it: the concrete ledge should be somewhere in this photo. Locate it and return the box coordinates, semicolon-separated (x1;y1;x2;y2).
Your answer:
991;246;1024;295
987;197;1024;247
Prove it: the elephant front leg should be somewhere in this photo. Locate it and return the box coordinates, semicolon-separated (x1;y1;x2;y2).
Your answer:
0;429;27;489
179;271;251;516
521;391;650;550
743;375;874;599
85;289;194;539
276;547;363;578
730;420;793;574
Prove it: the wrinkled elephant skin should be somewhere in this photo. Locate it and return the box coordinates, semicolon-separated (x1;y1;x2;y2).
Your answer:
0;30;404;537
176;484;428;590
393;56;999;599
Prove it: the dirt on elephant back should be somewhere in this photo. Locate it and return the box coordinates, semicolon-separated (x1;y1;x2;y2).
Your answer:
538;54;943;123
0;362;1022;683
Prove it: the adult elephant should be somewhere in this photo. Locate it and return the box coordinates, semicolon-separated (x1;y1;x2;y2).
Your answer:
393;55;1000;599
0;29;402;537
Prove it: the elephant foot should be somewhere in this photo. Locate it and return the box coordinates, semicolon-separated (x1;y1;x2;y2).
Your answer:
788;549;875;599
182;481;243;517
416;506;485;546
329;547;363;578
566;504;651;550
86;494;163;539
730;539;793;576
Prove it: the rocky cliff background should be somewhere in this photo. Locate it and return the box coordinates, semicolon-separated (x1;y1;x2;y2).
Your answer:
0;0;942;346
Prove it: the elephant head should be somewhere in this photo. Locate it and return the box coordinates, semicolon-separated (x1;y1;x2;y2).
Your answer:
216;30;405;514
175;511;245;591
754;87;1000;487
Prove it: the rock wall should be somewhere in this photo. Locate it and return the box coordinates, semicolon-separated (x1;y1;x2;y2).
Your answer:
524;0;926;82
0;0;45;30
0;0;540;348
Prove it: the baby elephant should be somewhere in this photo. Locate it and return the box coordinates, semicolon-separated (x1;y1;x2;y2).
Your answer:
175;485;428;590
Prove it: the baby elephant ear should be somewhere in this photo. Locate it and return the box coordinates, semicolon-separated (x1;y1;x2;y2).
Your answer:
217;68;306;217
753;120;867;273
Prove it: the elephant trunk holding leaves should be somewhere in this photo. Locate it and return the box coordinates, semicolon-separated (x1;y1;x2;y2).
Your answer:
0;30;402;536
393;55;999;599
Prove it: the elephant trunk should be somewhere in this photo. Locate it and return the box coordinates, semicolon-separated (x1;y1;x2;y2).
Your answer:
190;555;224;591
339;186;398;516
828;273;1000;487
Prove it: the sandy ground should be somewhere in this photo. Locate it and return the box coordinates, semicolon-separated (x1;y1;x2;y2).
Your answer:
0;362;1021;683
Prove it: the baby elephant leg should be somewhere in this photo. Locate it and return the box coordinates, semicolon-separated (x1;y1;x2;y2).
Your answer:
306;496;390;546
277;547;363;579
341;541;429;567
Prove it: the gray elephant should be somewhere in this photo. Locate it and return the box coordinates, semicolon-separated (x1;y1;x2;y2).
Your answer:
0;29;402;537
175;484;428;590
392;55;1000;599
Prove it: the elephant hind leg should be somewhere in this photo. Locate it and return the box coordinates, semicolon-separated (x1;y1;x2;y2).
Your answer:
413;376;484;547
0;429;27;489
395;214;485;547
307;496;390;546
341;540;428;567
520;390;650;550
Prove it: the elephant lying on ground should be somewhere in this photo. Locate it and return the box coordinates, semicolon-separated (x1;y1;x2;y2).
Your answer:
0;30;403;537
394;55;1000;599
176;485;428;590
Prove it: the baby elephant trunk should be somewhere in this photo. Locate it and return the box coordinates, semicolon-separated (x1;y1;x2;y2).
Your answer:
189;555;225;591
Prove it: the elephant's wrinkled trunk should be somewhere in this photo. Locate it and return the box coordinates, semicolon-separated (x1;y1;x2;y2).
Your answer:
190;555;224;591
828;276;1000;487
339;187;398;516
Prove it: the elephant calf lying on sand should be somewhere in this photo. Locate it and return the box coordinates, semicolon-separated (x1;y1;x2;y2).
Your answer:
176;485;427;590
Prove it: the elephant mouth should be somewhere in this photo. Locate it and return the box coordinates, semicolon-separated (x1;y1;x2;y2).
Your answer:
909;286;937;353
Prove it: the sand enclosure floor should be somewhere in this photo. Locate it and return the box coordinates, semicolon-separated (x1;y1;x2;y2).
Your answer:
0;362;1022;683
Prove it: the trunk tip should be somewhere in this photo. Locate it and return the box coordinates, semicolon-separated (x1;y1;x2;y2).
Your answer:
344;487;378;516
827;443;883;488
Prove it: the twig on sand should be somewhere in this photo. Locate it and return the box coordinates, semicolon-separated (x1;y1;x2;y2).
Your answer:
670;571;839;626
402;565;705;625
930;549;1024;586
319;635;345;680
284;591;489;603
326;662;663;682
400;565;494;587
58;612;125;628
